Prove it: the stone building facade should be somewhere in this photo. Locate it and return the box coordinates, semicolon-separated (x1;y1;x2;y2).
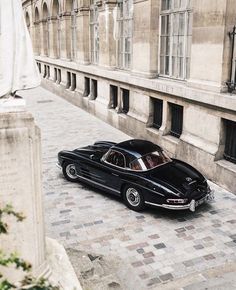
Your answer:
22;0;236;193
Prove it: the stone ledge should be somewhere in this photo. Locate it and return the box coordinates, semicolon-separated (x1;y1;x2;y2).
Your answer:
46;237;83;290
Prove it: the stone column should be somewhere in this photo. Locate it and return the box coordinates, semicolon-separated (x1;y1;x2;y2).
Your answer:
34;21;41;55
0;100;49;283
76;1;90;64
50;17;59;58
99;0;117;68
132;0;160;78
59;14;67;60
65;13;72;60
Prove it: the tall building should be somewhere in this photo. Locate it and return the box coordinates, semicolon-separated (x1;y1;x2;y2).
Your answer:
22;0;236;193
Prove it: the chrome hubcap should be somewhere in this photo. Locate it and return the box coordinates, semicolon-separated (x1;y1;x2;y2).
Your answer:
126;188;140;207
66;164;77;179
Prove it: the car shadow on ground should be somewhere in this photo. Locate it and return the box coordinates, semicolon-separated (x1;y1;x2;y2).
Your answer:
65;176;216;223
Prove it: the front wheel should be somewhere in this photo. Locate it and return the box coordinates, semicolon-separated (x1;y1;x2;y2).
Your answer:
62;162;79;182
123;185;145;211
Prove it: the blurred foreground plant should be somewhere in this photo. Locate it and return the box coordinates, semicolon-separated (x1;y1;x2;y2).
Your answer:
0;204;59;290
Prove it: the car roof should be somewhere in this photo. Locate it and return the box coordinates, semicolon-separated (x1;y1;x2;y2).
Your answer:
112;139;161;161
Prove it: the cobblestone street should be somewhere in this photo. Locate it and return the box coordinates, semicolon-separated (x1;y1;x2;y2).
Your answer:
22;87;236;290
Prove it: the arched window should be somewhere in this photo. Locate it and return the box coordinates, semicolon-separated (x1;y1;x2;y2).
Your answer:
34;7;40;55
43;2;49;56
52;0;61;58
90;1;99;64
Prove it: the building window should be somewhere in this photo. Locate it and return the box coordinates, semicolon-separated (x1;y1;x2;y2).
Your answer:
67;72;71;89
71;73;77;91
90;1;99;64
54;68;57;82
84;77;90;97
110;85;118;109
37;62;41;73
169;103;183;138
47;65;50;79
58;69;61;84
43;65;47;78
160;0;192;79
71;0;77;60
121;89;129;114
224;119;236;164
117;0;133;69
152;98;163;129
91;79;98;100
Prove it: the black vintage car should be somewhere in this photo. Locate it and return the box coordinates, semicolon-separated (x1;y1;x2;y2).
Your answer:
57;139;214;212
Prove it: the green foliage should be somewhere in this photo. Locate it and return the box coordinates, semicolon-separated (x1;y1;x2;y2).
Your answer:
0;204;59;290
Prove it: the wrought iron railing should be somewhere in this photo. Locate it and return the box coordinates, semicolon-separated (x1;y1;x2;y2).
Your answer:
226;26;236;93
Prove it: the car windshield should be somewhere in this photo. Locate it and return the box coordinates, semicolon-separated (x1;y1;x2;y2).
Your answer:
129;150;171;171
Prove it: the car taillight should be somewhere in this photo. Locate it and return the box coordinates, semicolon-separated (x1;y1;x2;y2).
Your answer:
167;199;188;204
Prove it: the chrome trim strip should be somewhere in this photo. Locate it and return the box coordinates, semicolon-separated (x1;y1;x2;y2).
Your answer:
75;174;120;194
145;191;214;211
56;163;62;169
145;201;191;210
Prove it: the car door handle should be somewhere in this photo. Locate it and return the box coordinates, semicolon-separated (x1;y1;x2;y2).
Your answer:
112;173;119;177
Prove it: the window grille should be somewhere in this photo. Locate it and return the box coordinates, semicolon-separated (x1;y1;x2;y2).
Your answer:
226;26;236;93
160;0;192;79
122;89;129;114
224;119;236;164
110;85;118;109
90;1;99;64
153;98;163;129
169;103;183;138
117;0;133;69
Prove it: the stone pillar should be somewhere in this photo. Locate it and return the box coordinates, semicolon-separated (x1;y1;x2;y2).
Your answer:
188;0;230;92
42;20;49;56
34;22;41;55
132;0;160;78
65;13;72;60
0;100;49;283
50;17;59;58
99;1;117;68
76;2;90;64
60;12;70;60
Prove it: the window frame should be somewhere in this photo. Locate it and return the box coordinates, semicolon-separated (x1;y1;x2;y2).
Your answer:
169;103;183;138
224;119;236;164
90;1;99;64
117;0;133;70
102;149;127;169
152;98;163;130
159;0;192;80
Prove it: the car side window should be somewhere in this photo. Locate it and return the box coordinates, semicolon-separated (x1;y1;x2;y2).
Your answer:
105;150;125;168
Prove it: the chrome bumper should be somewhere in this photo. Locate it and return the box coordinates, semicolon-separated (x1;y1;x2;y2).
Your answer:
56;162;62;170
145;190;215;212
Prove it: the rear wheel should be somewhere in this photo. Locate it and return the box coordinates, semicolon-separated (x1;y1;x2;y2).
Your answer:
123;185;145;211
62;162;79;182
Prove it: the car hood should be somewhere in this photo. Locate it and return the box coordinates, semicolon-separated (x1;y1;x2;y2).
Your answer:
149;159;205;196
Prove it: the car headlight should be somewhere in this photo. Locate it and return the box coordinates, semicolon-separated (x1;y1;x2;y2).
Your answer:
167;199;188;204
